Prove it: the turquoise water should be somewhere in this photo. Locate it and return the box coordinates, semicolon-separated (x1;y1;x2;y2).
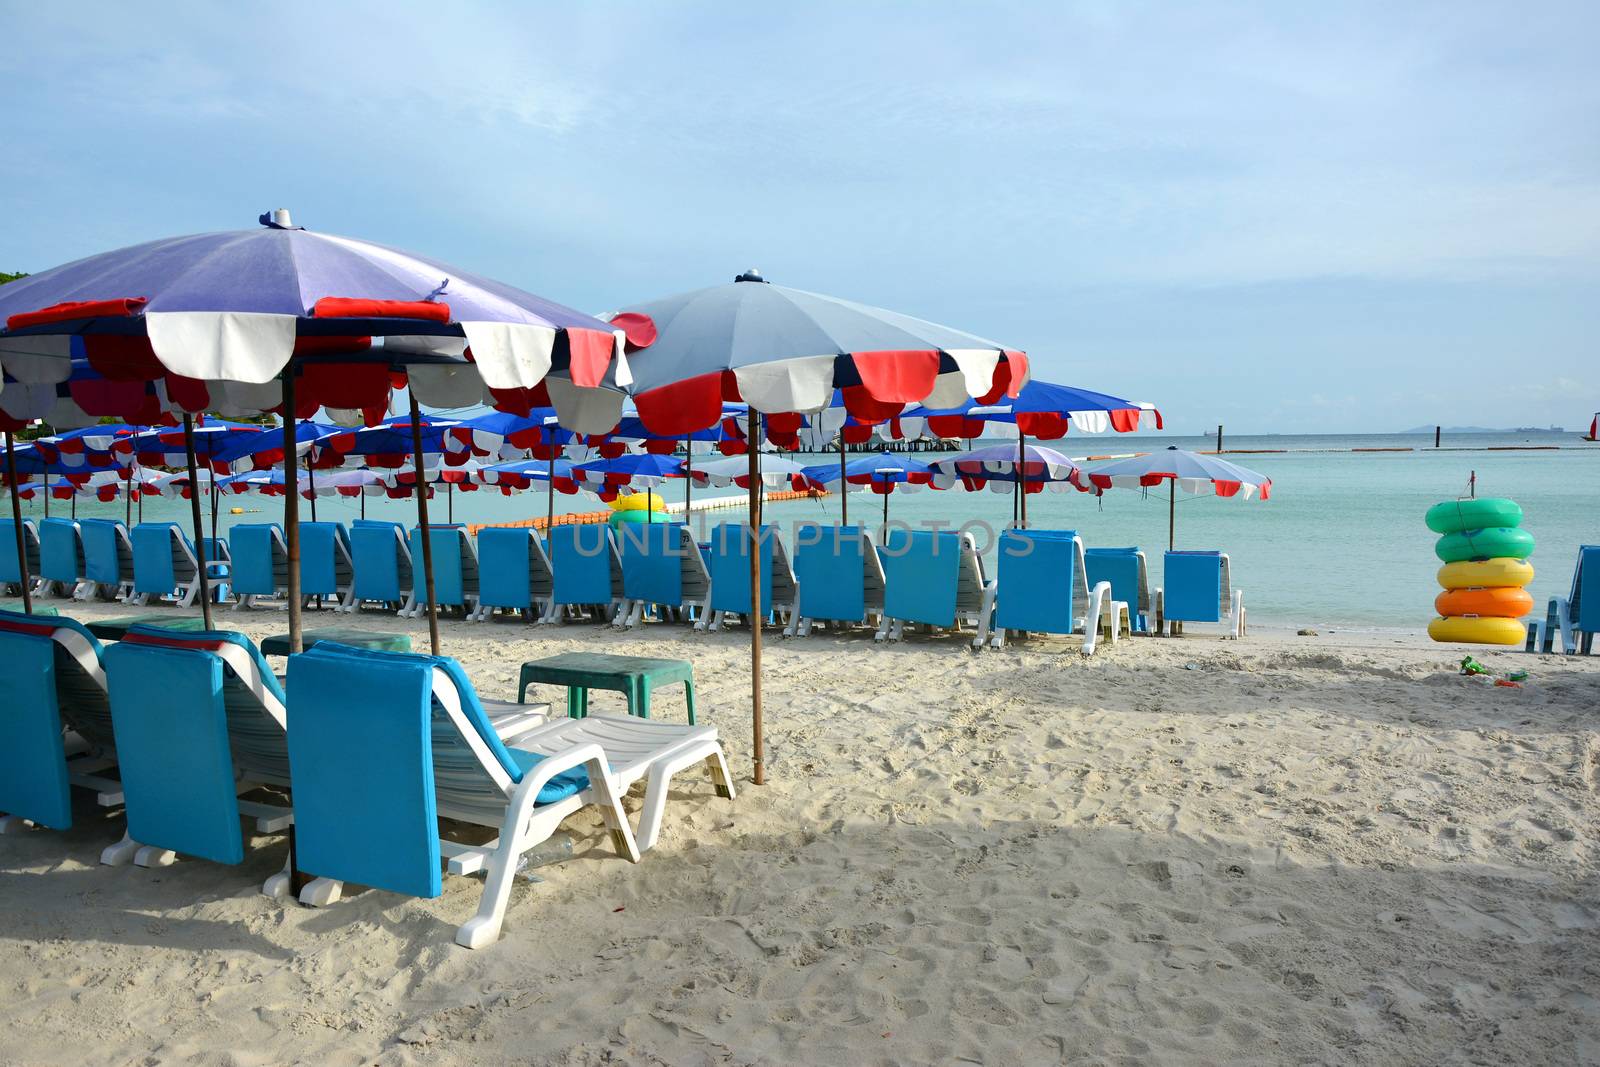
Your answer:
23;431;1598;629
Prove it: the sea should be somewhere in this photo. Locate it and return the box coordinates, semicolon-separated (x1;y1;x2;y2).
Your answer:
25;429;1599;633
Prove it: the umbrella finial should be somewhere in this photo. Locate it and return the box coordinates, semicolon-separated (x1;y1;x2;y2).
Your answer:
734;268;767;283
259;209;300;230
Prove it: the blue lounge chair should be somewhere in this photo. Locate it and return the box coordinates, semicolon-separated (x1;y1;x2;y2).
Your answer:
615;521;712;630
876;529;995;644
404;525;480;619
297;521;355;609
74;518;136;602
348;519;414;613
199;536;232;604
285;643;733;948
1160;550;1244;638
37;517;83;599
98;626;294;873
0;518;41;597
1552;545;1600;655
791;523;885;636
704;522;800;634
473;527;556;622
988;530;1125;654
547;524;624;623
129;522;205;607
228;523;291;609
1085;547;1154;634
0;610;123;834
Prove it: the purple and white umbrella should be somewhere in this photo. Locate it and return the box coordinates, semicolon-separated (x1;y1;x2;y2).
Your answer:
930;442;1086;528
1083;447;1272;549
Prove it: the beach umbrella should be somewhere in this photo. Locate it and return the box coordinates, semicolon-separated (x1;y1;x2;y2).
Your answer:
124;418;270;575
890;379;1162;441
586;271;1029;785
0;210;625;642
1083;447;1271;550
930;442;1085;527
572;452;684;518
799;450;934;526
475;457;581;529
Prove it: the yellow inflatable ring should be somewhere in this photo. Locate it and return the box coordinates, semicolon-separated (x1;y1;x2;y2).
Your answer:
607;492;661;513
1427;616;1525;645
1436;557;1533;590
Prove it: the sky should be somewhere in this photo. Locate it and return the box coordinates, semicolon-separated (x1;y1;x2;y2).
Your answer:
1;1;1596;434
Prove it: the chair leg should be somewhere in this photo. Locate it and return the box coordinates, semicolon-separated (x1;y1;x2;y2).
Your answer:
100;833;141;866
134;845;178;868
261;852;293;899
298;877;344;907
0;814;34;834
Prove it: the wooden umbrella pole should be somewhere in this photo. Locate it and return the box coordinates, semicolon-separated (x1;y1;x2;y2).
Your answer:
182;414;214;629
748;418;764;786
838;434;847;526
409;391;441;655
281;372;303;654
4;430;34;614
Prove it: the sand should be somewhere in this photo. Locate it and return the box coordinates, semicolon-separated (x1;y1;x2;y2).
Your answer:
2;601;1598;1066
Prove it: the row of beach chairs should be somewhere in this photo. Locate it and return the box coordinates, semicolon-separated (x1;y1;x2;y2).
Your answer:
0;610;735;949
1;517;1249;650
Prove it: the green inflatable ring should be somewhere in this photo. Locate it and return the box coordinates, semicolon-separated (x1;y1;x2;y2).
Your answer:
1434;526;1535;563
1425;497;1523;534
608;509;672;527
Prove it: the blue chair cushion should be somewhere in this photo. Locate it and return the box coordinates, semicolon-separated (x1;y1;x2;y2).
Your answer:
351;521;406;602
794;523;867;623
39;519;82;584
550;524;614;606
618;521;684;606
0;519;32;584
0;629;74;829
996;530;1078;634
299;522;348;597
1576;545;1600;632
228;524;281;596
881;529;960;626
478;527;534;609
78;519;128;586
1164;551;1223;623
709;522;774;616
409;526;465;606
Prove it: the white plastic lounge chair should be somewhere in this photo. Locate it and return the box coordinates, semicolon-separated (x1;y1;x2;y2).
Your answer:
791;523;887;637
545;524;626;624
128;522;204;607
1551;545;1599;655
403;525;480;619
704;522;800;634
347;519;415;613
1158;551;1244;638
472;527;557;622
875;529;996;644
985;530;1126;654
615;522;713;630
283;644;734;949
0;611;124;834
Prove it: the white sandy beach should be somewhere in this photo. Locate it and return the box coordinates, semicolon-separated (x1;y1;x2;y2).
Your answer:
2;604;1598;1066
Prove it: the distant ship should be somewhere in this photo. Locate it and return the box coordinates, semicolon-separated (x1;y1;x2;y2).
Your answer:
1512;425;1564;433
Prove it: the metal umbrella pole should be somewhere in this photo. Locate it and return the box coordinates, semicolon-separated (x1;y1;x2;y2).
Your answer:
545;458;554;531
838;434;847;526
181;414;214;628
4;430;34;614
748;418;765;786
305;452;318;522
1168;478;1175;552
281;372;303;655
1018;430;1028;529
684;439;692;520
408;392;442;655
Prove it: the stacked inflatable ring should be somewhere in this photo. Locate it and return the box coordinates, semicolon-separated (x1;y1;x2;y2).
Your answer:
1427;498;1533;645
607;491;671;529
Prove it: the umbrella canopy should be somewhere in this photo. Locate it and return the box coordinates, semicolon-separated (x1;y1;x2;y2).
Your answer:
475;458;580;492
930;442;1085;492
221;467;388;498
571;452;685;491
320;414;494;469
690;454;809;490
799;450;933;493
1083;447;1271;550
589;271;1030;437
209;420;342;470
123;419;270;469
890;379;1162;441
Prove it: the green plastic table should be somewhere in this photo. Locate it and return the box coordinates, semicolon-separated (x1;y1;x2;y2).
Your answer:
85;613;209;640
259;627;412;656
518;652;696;724
0;602;59;617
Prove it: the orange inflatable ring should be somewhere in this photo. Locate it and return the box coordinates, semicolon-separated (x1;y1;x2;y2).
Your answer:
1434;587;1534;619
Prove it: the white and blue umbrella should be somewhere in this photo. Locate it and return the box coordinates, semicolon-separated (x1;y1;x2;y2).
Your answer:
1084;447;1271;550
799;450;934;525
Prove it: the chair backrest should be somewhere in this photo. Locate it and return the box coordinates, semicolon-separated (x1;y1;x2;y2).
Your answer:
78;519;134;586
131;522;198;594
996;529;1084;634
227;523;287;596
351;520;412;602
1085;547;1150;614
617;521;686;606
795;523;869;623
549;524;618;606
1575;545;1600;631
285;644;587;898
477;527;546;609
0;519;40;584
1163;550;1225;623
122;625;289;784
708;522;781;616
103;637;245;864
38;518;82;584
408;525;475;607
0;611;112;829
881;529;963;626
298;522;352;597
200;536;230;566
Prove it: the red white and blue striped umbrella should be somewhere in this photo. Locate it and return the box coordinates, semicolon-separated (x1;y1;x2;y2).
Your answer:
1083;447;1271;550
885;379;1162;441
